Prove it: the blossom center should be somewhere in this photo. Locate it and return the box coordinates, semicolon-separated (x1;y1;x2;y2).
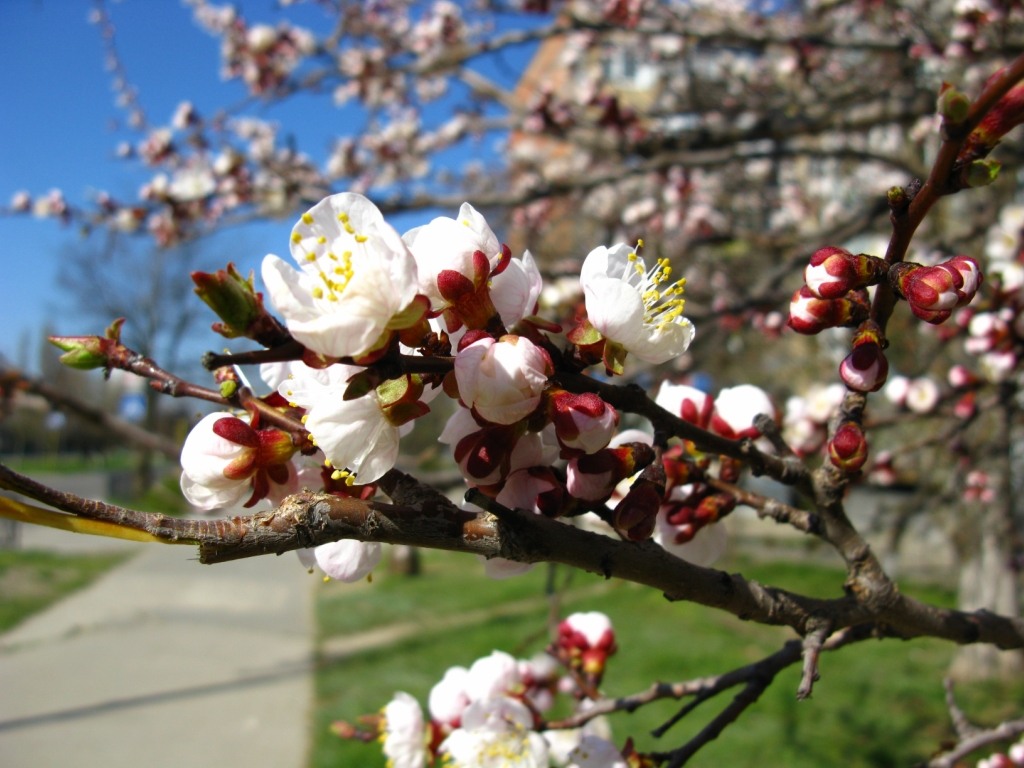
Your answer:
626;244;687;330
290;210;366;303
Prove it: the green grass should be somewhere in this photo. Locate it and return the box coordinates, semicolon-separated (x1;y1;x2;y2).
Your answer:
1;451;137;474
0;548;131;632
311;551;1024;768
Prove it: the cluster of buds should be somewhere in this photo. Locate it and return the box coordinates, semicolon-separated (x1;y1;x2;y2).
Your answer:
216;14;316;95
790;247;982;335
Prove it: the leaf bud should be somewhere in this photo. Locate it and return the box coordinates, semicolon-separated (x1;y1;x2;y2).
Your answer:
966;159;1001;188
937;83;971;123
192;264;265;340
48;335;111;370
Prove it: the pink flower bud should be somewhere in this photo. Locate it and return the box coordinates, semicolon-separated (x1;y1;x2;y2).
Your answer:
828;421;868;473
945;255;982;304
496;467;565;518
953;391;977;419
710;384;774;439
556;611;617;684
549;390;619;455
948;364;979;388
440;407;522;487
891;257;981;324
454;334;552;425
839;324;889;393
655;380;712;427
566;442;655;502
787;287;868;334
803;246;886;300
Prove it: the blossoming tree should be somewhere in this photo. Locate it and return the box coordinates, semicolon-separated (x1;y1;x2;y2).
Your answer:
3;0;1024;765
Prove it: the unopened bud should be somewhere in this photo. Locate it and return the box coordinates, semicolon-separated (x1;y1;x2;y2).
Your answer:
937;83;971;123
890;256;981;324
961;74;1024;160
839;322;889;392
612;478;661;541
966;159;1001;188
192;264;264;340
804;246;886;300
48;335;110;370
787;286;869;334
828;421;868;473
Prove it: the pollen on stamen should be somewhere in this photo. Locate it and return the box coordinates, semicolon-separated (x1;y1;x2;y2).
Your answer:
301;213;314;225
291;231;302;244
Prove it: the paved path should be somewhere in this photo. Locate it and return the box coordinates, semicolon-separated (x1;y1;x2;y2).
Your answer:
0;519;315;768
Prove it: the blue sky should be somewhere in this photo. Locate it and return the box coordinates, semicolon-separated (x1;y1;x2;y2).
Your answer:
0;1;445;373
1;1;239;370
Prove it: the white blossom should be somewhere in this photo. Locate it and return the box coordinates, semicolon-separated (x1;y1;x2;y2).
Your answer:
581;243;694;364
262;193;421;359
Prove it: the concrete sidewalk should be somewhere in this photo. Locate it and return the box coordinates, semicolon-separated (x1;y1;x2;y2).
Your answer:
0;526;315;768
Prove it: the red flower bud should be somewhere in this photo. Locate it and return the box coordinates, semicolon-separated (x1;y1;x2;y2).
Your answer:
566;442;656;502
828;421;868;473
890;256;982;324
612;478;662;541
803;246;886;300
787;287;869;334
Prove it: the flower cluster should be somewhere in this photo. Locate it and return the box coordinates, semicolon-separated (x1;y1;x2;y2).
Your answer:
176;192;707;581
789;247;983;386
337;612;641;768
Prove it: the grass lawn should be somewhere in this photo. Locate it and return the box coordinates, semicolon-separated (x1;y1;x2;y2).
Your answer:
0;548;131;633
311;550;1024;768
